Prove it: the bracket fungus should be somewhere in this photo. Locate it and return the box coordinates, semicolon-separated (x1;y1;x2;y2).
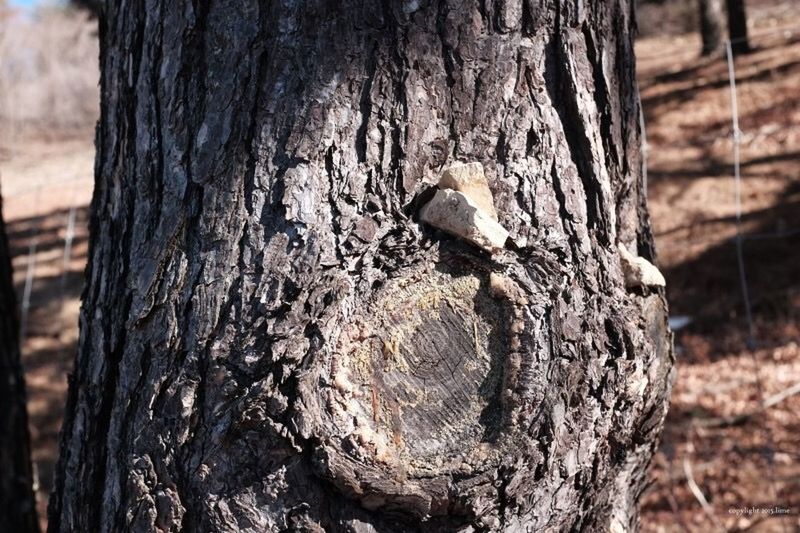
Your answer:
437;162;499;220
617;242;666;289
419;162;509;253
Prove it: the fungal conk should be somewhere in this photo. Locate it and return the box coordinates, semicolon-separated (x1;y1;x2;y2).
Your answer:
419;162;509;253
617;242;666;289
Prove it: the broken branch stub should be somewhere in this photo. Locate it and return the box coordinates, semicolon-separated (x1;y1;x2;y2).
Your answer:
419;189;509;252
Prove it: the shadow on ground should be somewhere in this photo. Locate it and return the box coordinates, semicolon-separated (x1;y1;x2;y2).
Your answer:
4;204;90;528
663;181;800;361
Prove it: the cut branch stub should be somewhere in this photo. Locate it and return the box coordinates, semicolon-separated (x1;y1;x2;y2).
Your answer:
297;256;548;518
342;270;509;467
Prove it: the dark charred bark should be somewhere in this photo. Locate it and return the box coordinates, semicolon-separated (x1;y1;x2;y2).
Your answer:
726;0;750;54
49;1;673;531
699;0;724;56
0;191;39;533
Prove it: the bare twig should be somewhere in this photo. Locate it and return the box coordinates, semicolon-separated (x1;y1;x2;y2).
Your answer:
661;453;693;533
683;457;727;532
692;382;800;428
763;381;800;409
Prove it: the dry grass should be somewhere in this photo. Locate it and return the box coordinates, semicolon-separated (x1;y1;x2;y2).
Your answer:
0;4;99;145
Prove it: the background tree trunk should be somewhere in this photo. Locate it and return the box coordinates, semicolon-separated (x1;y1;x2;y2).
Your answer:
69;0;102;18
49;1;673;531
699;0;725;56
0;191;39;533
726;0;751;54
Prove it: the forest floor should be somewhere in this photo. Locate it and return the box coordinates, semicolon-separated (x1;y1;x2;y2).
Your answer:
636;7;800;533
0;138;93;530
0;3;799;532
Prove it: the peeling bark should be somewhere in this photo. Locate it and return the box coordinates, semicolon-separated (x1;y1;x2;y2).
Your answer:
49;1;673;531
0;191;39;533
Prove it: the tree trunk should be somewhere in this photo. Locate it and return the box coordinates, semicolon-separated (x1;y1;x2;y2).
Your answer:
0;192;39;533
726;0;750;54
699;0;724;56
69;0;103;18
49;1;673;531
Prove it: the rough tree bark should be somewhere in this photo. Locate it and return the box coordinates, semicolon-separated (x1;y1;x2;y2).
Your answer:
0;191;39;533
49;1;673;531
699;0;724;56
726;0;750;54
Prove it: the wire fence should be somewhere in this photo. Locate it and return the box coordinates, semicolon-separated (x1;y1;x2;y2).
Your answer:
726;38;757;349
726;28;800;348
17;186;42;344
2;173;92;346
